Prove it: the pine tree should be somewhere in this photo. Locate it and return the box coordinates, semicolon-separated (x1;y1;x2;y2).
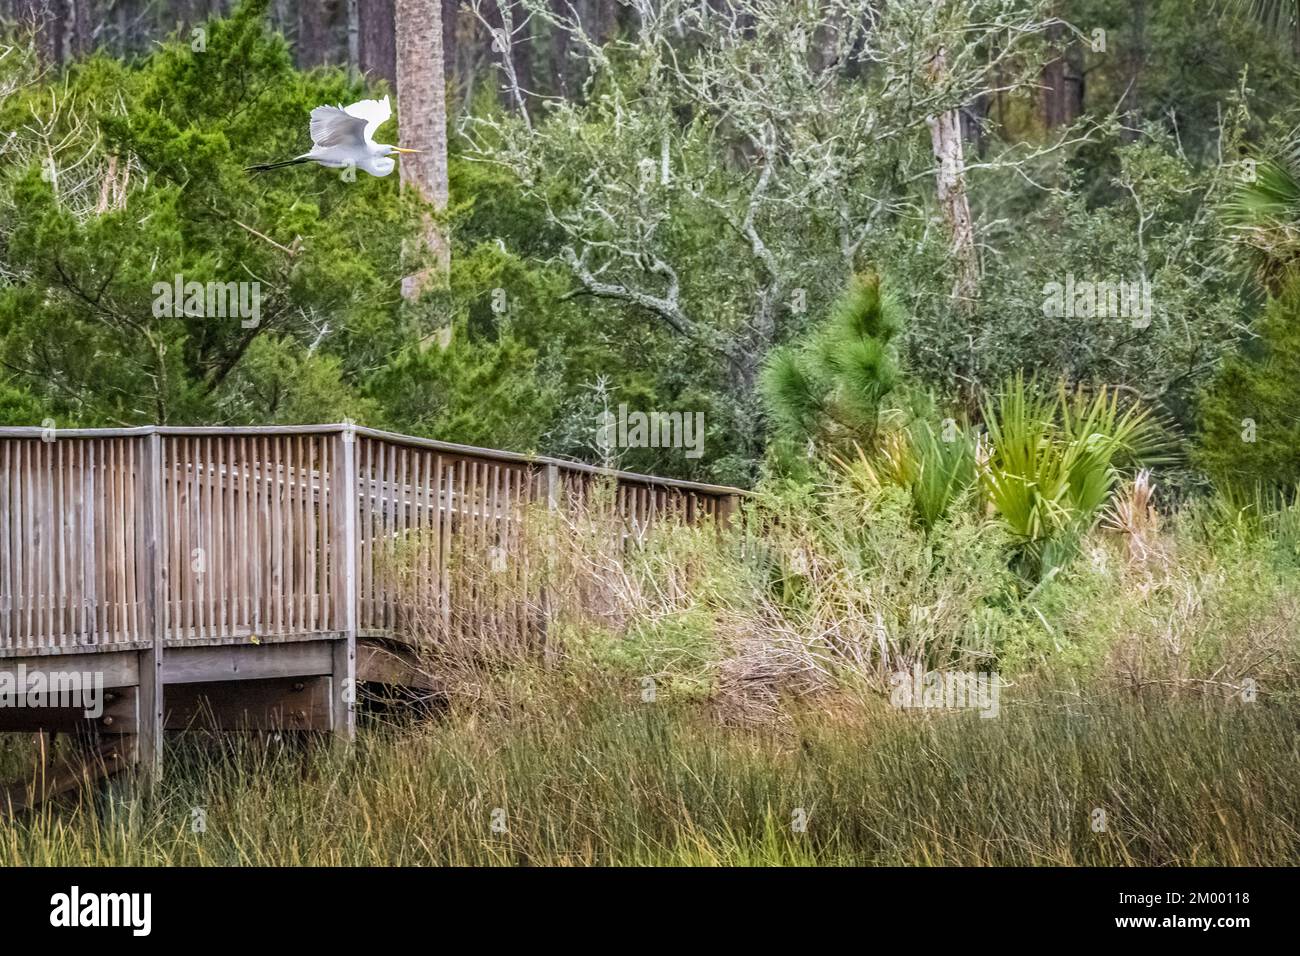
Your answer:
760;272;903;455
1197;276;1300;490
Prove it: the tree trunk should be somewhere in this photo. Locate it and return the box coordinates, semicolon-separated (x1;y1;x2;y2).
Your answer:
442;0;460;110
960;94;990;158
346;0;361;69
360;0;397;87
927;108;979;306
396;0;451;300
298;0;346;68
1041;20;1084;129
926;49;979;308
1121;0;1146;141
23;0;66;68
550;0;571;98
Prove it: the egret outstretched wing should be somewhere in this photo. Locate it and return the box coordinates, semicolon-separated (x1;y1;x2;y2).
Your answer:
343;95;392;144
309;105;369;149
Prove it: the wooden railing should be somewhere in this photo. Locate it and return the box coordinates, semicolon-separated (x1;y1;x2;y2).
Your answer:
0;424;741;655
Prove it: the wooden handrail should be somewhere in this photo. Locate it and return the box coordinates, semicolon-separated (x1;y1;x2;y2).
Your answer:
0;423;748;497
0;424;743;658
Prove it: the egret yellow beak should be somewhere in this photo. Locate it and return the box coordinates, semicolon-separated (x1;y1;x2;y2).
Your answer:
392;147;421;154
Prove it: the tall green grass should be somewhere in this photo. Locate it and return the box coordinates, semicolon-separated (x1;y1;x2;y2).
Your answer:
4;682;1296;866
5;430;1298;867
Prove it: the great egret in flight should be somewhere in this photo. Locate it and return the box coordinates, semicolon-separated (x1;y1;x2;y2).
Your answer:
246;95;417;177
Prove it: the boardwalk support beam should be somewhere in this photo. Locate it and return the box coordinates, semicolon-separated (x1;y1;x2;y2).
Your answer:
138;432;164;779
330;424;358;741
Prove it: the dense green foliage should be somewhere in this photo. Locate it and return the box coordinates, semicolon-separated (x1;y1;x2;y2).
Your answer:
760;273;903;454
3;0;1300;868
0;0;1295;490
0;3;408;424
1197;277;1300;491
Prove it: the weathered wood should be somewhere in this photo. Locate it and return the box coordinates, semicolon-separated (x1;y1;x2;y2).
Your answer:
0;685;137;734
138;433;164;779
330;427;358;740
0;650;139;684
356;639;438;690
162;642;334;684
165;677;330;732
0;422;747;792
2;423;743;661
2;738;131;816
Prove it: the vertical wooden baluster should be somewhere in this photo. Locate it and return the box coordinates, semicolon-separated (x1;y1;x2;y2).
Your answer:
192;437;203;641
55;438;66;645
260;435;271;636
11;440;23;648
168;440;182;642
410;449;423;628
436;455;449;635
318;437;330;631
271;435;283;636
425;451;436;627
114;438;125;642
387;443;399;630
297;435;308;632
456;458;468;636
232;437;243;635
39;437;51;647
190;435;202;641
125;439;138;643
83;440;93;645
1;440;11;649
20;435;31;647
214;436;226;638
159;439;170;644
306;437;317;632
374;440;384;632
285;436;297;635
361;438;373;632
101;438;112;644
301;435;311;631
32;438;43;648
488;463;500;640
181;437;193;640
110;437;122;643
206;436;217;639
104;439;116;643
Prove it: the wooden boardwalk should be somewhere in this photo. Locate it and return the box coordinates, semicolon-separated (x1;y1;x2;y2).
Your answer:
0;423;740;785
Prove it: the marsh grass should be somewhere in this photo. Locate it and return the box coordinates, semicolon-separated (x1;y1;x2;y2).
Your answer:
4;472;1298;867
4;677;1296;866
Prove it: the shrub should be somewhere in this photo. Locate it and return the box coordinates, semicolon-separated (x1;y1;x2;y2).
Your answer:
838;417;978;531
761;272;903;455
980;375;1173;581
1197;277;1300;491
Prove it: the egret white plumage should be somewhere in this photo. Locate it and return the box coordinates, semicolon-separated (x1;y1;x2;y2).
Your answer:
246;95;417;177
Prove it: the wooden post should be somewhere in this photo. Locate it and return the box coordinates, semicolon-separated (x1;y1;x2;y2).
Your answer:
137;431;164;780
539;463;560;663
717;493;739;531
329;424;358;741
545;462;559;511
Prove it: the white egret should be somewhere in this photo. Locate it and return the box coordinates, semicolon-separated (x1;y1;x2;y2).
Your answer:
246;95;417;177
